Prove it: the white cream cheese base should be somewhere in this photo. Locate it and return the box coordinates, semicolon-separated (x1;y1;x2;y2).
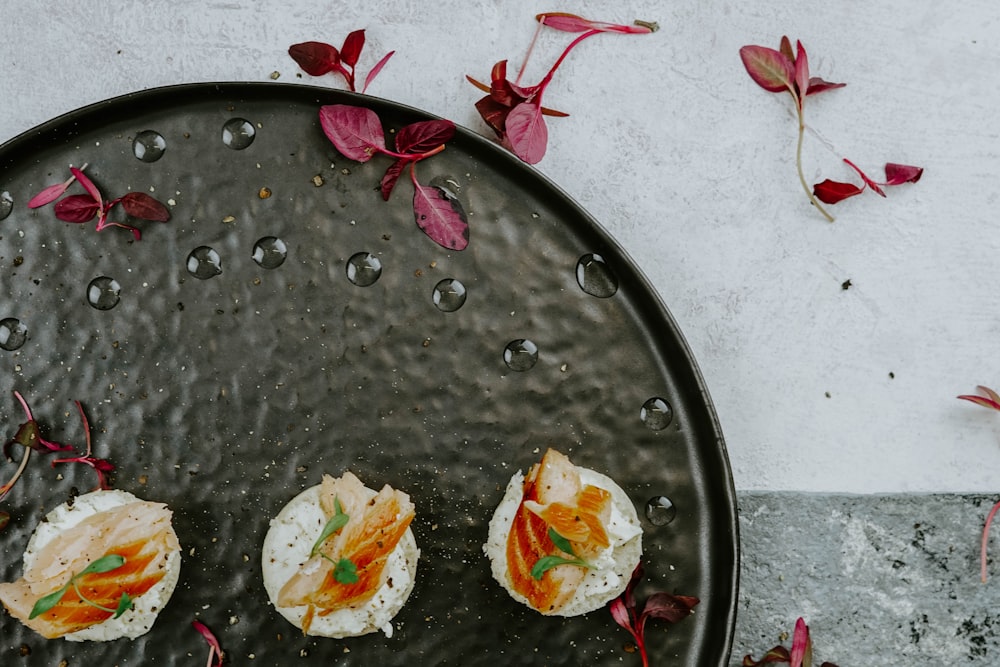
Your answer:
261;483;419;639
484;466;643;617
23;489;182;642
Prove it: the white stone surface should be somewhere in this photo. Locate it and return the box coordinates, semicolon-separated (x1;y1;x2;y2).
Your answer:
1;1;997;493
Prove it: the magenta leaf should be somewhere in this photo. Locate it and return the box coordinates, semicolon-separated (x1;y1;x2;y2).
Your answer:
70;167;102;206
739;45;794;94
793;41;810;99
53;194;100;223
380;159;408;201
805;77;846;96
536;12;653;35
813;179;864;204
958;385;1000;411
504;102;548;164
884;163;924;186
362;50;395;93
340;29;365;68
789;617;810;667
28;181;71;209
842;159;885;197
192;619;224;667
395;120;456;155
118;192;171;222
289;41;340;76
412;173;469;251
319;105;387;162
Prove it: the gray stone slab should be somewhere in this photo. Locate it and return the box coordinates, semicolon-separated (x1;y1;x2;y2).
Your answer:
732;493;1000;665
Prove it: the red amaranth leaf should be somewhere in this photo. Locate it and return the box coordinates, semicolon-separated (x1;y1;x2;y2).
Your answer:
843;159;886;197
28;171;80;209
793;40;810;99
69;167;102;206
739;45;794;94
340;29;365;68
289;41;340;76
813;179;864;204
118;192;171;222
319;104;386;162
805;76;846;96
640;591;700;626
790;617;811;667
412;170;469;251
505;102;548;164
536;12;653;35
380;159;407;201
884;163;924;186
362;50;395;93
743;646;791;666
958;385;1000;411
394;120;456;155
53;194;100;223
192;619;224;667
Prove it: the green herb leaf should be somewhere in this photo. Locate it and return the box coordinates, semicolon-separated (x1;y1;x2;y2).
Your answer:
29;584;69;619
547;527;576;556
333;557;359;584
310;497;350;556
530;555;592;581
113;591;133;619
79;554;126;576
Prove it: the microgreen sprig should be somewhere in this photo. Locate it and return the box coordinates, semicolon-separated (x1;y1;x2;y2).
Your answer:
957;385;1000;582
311;497;349;557
742;617;839;667
29;554;132;620
530;527;593;580
1;391;75;503
289;30;394;94
192;619;225;667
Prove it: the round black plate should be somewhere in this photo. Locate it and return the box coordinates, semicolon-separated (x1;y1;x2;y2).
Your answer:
0;83;737;666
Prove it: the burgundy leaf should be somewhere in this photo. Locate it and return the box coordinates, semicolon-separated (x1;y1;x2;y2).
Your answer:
118;192;170;222
70;167;102;206
779;36;795;63
739;45;794;94
488;60;518;106
53;194;100;223
474;96;511;137
812;179;864;204
318;105;386;162
640;592;700;625
843;159;885;197
395;120;456;155
380;159;408;201
0;511;8;532
505;102;548;164
340;29;365;68
412;171;469;251
289;41;340;76
536;12;652;34
883;163;923;186
28;181;71;209
793;40;810;99
361;50;395;93
743;646;792;666
805;77;846;96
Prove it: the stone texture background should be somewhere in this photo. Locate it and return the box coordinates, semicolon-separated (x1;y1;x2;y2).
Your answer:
2;1;1000;663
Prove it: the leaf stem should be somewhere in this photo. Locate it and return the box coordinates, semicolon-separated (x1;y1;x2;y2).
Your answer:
378;143;446;162
0;443;31;501
795;107;835;222
516;21;544;86
538;29;602;93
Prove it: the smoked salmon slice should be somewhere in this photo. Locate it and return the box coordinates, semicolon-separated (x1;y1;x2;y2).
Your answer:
506;449;612;614
277;472;415;633
0;500;179;639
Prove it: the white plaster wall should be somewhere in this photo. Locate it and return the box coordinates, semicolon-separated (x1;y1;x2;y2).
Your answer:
0;1;997;493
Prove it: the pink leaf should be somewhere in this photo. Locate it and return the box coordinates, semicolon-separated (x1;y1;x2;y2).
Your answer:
394;120;456;155
289;41;340;76
340;29;365;68
790;618;810;667
362;50;395;93
118;192;170;222
53;194;100;223
536;12;652;34
883;163;923;186
192;619;224;667
958;387;1000;411
380;159;407;201
505;102;548;164
412;171;469;251
608;597;633;631
793;41;810;99
779;36;795;63
843;159;886;197
28;181;71;209
813;179;864;204
739;45;794;94
805;77;846;96
70;167;102;206
318;105;386;162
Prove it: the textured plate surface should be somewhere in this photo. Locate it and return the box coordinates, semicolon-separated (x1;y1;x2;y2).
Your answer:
0;83;737;665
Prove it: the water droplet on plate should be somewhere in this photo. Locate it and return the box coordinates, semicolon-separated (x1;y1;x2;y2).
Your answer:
640;397;673;430
186;246;223;279
0;318;27;351
576;253;618;298
252;236;287;269
645;496;677;526
346;252;382;286
432;278;467;312
503;339;538;371
0;191;13;221
222;118;256;150
132;130;166;162
87;276;122;310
